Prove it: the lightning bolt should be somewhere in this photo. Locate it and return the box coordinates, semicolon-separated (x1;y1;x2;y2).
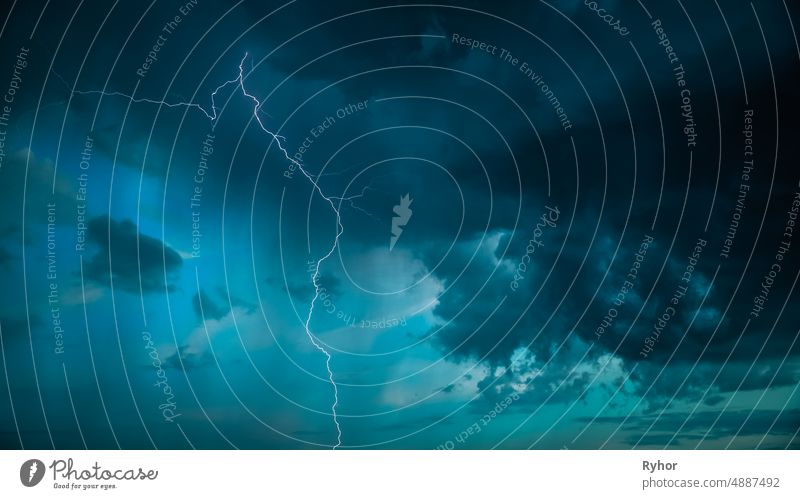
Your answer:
232;55;343;449
64;54;344;449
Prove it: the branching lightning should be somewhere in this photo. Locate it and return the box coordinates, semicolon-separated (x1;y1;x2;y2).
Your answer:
65;54;345;448
330;185;382;223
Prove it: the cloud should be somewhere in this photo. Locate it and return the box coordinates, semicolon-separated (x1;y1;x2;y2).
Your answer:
575;408;800;448
163;345;217;370
192;290;231;321
84;216;183;293
164;305;270;370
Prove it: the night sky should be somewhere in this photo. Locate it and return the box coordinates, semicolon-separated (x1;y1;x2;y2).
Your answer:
0;0;799;449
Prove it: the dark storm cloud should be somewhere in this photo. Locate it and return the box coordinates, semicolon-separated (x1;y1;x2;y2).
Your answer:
421;18;800;410
429;182;800;407
629;359;800;414
576;408;800;447
192;290;230;321
84;216;182;293
223;288;258;313
192;287;257;321
163;345;216;370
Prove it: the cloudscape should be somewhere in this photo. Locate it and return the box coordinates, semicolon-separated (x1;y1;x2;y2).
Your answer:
0;0;798;450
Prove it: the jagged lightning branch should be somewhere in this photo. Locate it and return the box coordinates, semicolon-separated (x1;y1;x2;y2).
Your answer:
232;55;343;449
65;54;344;449
330;185;382;223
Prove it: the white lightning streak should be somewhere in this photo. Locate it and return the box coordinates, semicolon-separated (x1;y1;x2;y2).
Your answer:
232;54;343;450
330;185;382;223
68;54;344;449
